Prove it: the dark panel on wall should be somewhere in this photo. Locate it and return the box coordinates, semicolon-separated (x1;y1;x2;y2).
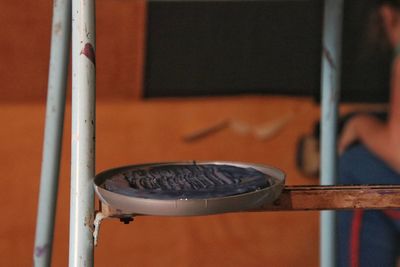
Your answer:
144;0;390;103
144;0;322;98
339;0;390;103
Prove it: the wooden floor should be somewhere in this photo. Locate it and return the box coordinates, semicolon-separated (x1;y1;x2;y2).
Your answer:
0;96;322;266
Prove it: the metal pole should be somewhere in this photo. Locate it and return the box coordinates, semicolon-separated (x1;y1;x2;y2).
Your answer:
320;1;343;267
69;0;96;265
34;0;71;265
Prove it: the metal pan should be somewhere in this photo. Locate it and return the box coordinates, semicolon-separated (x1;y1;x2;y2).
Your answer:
94;161;285;217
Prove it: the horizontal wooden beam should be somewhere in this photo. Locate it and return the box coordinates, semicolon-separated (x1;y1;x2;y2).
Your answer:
255;185;400;211
99;185;400;220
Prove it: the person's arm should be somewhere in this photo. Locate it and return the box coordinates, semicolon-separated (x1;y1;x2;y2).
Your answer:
339;57;400;172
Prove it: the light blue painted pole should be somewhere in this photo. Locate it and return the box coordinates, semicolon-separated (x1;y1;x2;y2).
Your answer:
69;0;96;265
33;0;71;265
320;1;343;267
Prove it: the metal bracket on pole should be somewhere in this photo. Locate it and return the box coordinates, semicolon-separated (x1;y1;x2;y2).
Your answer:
93;212;107;247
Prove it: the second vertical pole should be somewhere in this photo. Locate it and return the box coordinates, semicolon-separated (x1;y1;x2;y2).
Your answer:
69;0;96;265
320;0;343;267
34;0;71;266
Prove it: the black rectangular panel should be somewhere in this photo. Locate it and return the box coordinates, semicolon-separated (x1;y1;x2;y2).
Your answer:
144;0;390;103
339;0;390;103
144;0;322;98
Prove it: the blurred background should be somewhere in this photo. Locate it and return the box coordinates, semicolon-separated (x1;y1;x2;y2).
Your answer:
0;0;389;266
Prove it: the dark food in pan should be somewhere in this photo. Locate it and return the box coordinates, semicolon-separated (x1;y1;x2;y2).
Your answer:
100;164;272;200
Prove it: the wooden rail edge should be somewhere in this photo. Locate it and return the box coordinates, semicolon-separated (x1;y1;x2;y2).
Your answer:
254;185;400;211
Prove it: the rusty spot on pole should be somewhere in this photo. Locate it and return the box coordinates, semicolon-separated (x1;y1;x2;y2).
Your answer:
35;243;49;258
323;46;336;69
84;214;95;233
80;43;95;65
54;22;62;35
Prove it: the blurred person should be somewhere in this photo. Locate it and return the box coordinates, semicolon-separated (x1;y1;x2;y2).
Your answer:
337;0;400;266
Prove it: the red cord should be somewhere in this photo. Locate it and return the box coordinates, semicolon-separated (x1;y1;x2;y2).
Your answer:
350;210;364;267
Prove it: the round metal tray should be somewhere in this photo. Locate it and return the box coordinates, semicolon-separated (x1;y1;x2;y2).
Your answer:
94;161;285;216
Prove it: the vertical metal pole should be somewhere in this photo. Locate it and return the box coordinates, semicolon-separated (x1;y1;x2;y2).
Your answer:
69;0;96;265
320;1;343;267
34;0;71;265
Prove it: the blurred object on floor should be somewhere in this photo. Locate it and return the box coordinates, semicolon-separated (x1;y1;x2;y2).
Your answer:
183;113;294;142
296;134;320;178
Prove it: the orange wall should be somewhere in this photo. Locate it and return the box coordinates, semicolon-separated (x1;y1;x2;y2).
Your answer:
0;3;322;266
0;0;146;102
0;97;320;266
